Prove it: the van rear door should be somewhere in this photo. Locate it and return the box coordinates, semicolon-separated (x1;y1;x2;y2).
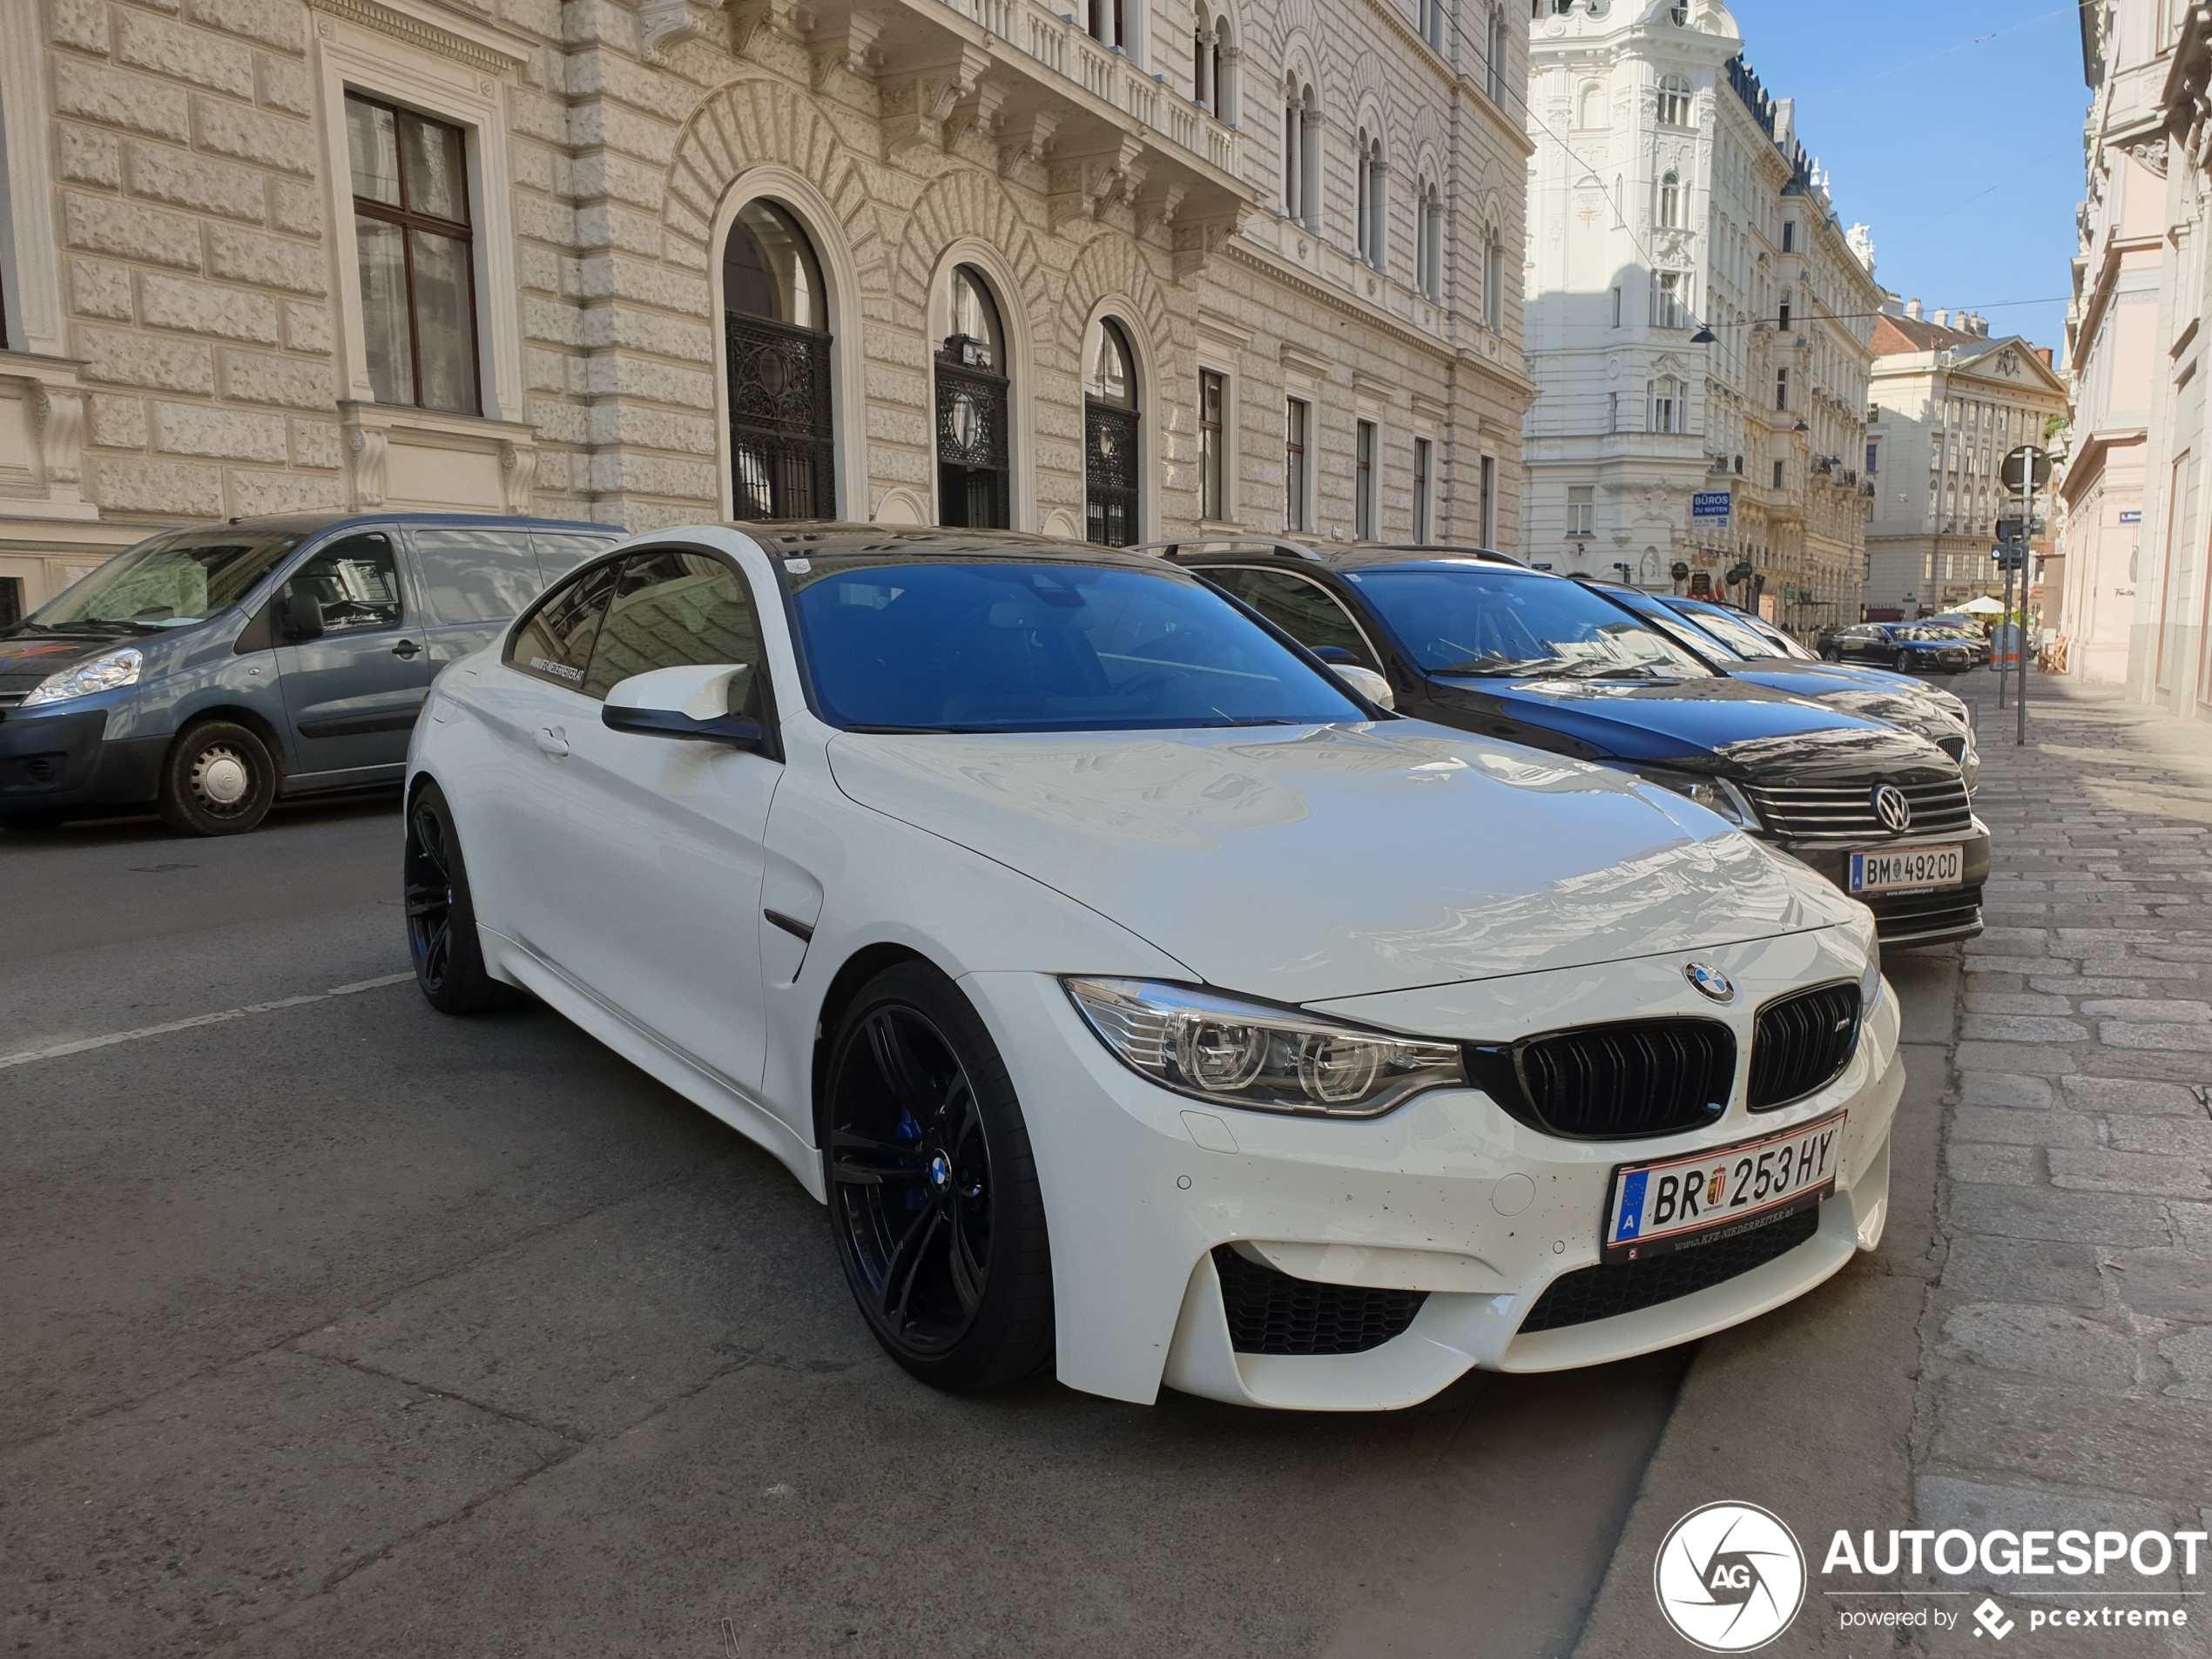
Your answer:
403;525;551;672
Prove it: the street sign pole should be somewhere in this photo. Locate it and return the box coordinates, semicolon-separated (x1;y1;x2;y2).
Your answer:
1998;445;2053;746
1998;558;2013;711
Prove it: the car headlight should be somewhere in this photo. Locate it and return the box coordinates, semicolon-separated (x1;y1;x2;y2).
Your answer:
1958;740;1979;796
1859;947;1884;1019
1618;765;1760;831
1063;977;1466;1117
20;645;143;706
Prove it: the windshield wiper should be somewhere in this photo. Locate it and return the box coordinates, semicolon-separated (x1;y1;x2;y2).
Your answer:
1432;656;1563;678
1547;660;1671;681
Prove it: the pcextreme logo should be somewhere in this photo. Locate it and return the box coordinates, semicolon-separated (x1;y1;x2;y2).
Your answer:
1655;1502;1808;1652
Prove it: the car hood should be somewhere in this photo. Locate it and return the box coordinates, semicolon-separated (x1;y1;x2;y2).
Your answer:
826;723;1860;1003
0;631;143;698
1425;674;1950;779
1719;666;1966;750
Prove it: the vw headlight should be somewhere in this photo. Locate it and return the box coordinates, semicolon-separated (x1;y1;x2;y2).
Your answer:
1063;978;1466;1117
1620;765;1759;831
20;645;143;706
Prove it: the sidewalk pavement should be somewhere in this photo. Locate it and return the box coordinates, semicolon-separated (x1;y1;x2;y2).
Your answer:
1914;678;2212;1631
1575;674;2212;1658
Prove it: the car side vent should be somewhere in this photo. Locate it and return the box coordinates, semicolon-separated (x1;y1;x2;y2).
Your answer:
1464;1020;1737;1141
1211;1246;1426;1356
1747;981;1862;1110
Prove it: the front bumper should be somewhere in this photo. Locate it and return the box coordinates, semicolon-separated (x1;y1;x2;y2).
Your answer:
964;922;1903;1411
1781;824;1988;948
0;705;165;817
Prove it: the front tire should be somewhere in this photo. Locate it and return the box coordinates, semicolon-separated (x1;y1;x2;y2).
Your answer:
158;719;276;835
1820;647;1841;662
823;962;1054;1391
404;781;519;1014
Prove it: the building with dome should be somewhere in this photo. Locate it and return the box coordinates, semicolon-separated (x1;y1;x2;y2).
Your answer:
1520;0;1879;636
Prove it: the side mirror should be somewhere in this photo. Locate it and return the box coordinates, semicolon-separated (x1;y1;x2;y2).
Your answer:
601;663;765;750
281;592;325;642
1330;663;1395;711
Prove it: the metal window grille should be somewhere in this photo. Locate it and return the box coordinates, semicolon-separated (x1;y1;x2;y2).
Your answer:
726;312;836;521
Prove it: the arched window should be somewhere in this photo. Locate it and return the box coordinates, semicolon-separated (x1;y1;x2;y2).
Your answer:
1086;0;1128;53
723;199;834;520
1649;375;1682;435
1657;74;1691;128
935;266;1009;529
1355;127;1372;261
1417;180;1442;300
1487;6;1508;104
1658;168;1681;228
1483;226;1502;330
1358;136;1386;273
1084;319;1139;546
1283;83;1317;227
1195;11;1236;120
1214;17;1237;123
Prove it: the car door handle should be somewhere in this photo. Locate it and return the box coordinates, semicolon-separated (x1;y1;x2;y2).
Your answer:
533;725;570;758
391;639;421;659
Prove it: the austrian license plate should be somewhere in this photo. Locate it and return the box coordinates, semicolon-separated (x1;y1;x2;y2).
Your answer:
1602;1112;1844;1262
1849;844;1962;894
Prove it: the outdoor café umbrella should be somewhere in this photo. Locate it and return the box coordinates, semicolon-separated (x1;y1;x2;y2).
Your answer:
1959;595;2006;616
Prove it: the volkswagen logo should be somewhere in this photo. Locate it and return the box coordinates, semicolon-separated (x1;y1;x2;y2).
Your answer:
1871;784;1912;834
1684;961;1736;1003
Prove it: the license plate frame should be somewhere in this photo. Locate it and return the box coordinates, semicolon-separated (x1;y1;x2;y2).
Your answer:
1849;844;1963;894
1602;1112;1845;1263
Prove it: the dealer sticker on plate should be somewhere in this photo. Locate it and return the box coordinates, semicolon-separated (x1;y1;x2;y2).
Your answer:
1603;1112;1844;1262
1850;845;1962;894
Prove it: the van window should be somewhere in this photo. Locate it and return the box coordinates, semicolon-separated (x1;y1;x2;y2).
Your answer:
533;532;620;584
508;560;621;691
410;528;543;624
284;535;404;636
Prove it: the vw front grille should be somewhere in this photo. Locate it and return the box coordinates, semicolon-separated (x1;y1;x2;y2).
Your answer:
1745;777;1973;841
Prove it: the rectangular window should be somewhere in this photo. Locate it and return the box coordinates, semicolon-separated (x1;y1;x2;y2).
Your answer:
1777;297;1791;332
1608;390;1619;432
1775;368;1790;411
1611;286;1622;327
1781;220;1796;253
346;91;480;415
1199;369;1225;522
1479;455;1495;546
1485;234;1503;331
1772;459;1785;489
1567;485;1593;538
1654;272;1685;330
1413;437;1433;542
1865;442;1879;475
0;575;21;628
1285;397;1309;532
1354;420;1377;539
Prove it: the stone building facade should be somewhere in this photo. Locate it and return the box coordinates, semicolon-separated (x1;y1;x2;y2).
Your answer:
1520;0;1877;638
1862;301;2068;621
0;0;1535;620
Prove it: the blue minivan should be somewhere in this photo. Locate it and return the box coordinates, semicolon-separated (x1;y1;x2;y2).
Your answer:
0;512;617;833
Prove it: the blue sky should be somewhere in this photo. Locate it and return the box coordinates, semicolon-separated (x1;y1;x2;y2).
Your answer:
1724;0;2085;362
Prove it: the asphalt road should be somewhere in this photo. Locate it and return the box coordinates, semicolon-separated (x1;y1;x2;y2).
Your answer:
0;792;1690;1659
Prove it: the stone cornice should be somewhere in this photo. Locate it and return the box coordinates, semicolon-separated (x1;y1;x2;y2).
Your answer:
306;0;531;72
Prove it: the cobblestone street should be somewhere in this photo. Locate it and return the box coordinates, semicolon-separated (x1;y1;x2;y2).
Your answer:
1917;676;2212;1622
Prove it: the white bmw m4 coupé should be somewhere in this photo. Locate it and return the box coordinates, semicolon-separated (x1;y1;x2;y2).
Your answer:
403;524;1904;1412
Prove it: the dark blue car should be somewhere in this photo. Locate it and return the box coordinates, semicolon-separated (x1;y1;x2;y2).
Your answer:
1160;541;1987;948
1821;622;1979;675
0;512;617;833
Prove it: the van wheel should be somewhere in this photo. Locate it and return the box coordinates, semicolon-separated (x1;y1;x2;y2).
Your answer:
158;720;275;835
404;781;520;1014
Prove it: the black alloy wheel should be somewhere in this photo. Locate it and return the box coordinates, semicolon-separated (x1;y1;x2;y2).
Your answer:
403;781;519;1014
158;719;276;836
1821;646;1841;662
825;962;1053;1390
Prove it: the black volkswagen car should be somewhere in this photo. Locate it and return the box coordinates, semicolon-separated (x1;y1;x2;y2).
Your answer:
1155;542;1987;948
1821;622;1979;674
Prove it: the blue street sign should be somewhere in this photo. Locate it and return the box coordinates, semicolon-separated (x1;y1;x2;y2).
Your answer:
1691;491;1732;524
2120;509;2142;524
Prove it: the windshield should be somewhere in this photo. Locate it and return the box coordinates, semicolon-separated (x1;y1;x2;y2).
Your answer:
788;560;1367;733
1664;602;1784;660
23;530;307;633
1346;566;1712;680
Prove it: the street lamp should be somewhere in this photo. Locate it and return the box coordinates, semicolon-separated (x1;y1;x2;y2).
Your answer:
1690;324;1717;344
